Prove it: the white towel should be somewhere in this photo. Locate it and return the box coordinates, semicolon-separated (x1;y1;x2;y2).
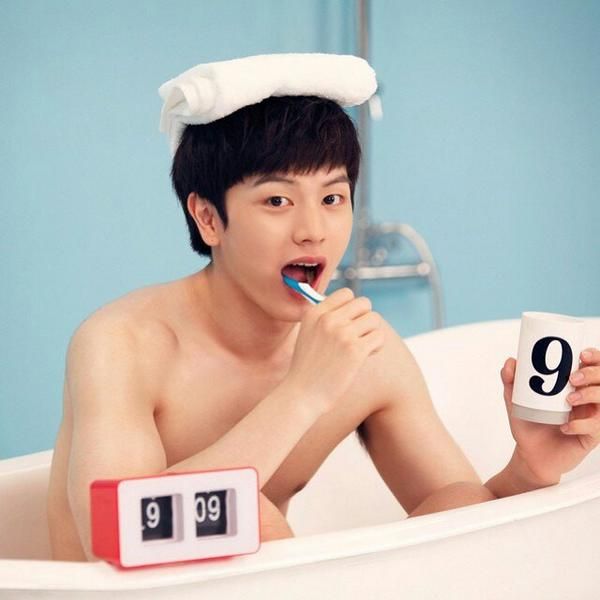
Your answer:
158;53;378;156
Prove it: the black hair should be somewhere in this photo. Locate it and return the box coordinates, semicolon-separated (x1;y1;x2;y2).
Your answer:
170;95;361;258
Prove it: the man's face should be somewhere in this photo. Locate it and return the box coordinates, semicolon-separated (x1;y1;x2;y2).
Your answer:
214;165;353;312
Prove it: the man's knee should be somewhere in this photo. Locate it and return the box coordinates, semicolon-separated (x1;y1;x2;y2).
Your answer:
407;481;496;518
443;481;497;505
259;492;295;542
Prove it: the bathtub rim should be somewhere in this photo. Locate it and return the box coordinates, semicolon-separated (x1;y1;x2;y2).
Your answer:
2;468;600;591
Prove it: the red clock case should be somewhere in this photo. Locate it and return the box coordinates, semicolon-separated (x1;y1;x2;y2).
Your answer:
90;467;261;569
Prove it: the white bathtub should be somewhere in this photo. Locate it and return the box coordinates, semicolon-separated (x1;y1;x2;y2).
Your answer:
2;317;600;599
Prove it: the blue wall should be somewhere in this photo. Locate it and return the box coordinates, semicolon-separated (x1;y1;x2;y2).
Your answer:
2;1;599;458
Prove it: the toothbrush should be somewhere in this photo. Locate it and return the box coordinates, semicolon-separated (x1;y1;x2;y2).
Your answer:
282;275;326;305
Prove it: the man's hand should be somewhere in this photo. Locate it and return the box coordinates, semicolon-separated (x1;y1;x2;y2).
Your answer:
501;348;600;485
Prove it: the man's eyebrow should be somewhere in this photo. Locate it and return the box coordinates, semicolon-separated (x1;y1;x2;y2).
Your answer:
251;173;350;187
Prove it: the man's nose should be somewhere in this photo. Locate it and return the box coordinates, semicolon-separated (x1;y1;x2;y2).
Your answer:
291;206;326;243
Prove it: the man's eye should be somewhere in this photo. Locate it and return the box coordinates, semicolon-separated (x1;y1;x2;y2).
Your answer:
266;196;289;207
324;194;344;205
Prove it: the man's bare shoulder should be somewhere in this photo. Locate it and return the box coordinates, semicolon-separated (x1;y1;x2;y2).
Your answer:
382;317;416;365
75;281;180;349
362;317;418;411
65;282;187;416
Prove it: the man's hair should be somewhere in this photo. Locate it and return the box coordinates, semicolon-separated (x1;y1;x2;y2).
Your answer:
170;95;362;258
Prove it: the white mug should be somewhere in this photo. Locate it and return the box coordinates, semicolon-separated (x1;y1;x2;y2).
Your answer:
512;312;586;425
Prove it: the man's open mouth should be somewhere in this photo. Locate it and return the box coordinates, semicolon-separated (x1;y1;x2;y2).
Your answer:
280;256;326;286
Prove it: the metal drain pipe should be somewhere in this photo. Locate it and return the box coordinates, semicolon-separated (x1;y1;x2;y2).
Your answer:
337;0;445;329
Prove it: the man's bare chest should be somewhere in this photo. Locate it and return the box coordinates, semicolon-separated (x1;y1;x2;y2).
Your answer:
153;349;377;507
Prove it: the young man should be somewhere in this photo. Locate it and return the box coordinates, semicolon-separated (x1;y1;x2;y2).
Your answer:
46;55;600;562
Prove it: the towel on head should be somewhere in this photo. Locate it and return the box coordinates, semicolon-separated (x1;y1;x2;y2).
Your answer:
158;53;378;156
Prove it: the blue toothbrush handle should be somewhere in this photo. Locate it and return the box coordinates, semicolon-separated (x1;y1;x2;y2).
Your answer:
282;275;325;304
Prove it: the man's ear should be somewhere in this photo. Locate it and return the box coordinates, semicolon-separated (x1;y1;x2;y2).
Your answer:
187;192;222;248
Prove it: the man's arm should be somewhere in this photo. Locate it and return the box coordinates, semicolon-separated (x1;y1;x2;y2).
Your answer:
484;447;560;497
65;316;318;560
65;317;168;560
358;323;485;516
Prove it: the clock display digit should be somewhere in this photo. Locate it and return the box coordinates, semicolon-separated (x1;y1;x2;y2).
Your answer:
195;490;228;537
141;495;173;541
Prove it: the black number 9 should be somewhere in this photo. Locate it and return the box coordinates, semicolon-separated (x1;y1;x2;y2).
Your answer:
529;336;573;396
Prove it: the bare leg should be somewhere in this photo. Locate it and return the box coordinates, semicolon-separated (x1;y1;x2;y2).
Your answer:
259;492;295;541
407;482;496;518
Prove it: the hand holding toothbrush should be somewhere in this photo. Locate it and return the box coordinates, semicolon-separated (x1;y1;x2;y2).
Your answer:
282;278;385;416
